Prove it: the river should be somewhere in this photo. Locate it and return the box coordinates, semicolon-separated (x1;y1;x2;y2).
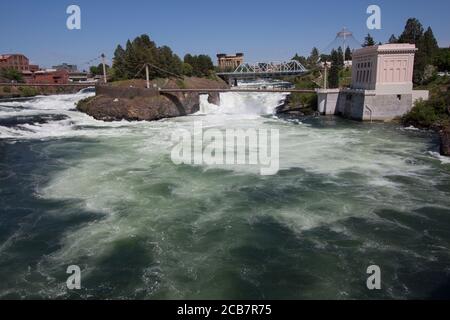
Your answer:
1;90;450;299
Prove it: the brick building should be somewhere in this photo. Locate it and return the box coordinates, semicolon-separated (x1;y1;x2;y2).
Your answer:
30;69;69;84
217;53;244;71
0;54;30;71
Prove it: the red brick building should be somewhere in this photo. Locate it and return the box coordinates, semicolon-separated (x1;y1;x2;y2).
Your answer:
30;70;69;84
0;54;30;71
1;53;69;84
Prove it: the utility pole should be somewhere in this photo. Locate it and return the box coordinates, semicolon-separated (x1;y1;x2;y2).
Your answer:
343;27;347;63
101;53;107;84
145;64;150;89
323;63;328;89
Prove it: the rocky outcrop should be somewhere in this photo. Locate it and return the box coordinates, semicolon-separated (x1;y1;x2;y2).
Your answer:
440;125;450;156
77;77;228;122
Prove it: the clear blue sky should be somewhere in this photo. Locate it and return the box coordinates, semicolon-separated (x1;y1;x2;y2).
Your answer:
1;0;449;70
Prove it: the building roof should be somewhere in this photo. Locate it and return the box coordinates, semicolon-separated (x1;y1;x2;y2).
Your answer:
353;44;417;57
0;54;28;59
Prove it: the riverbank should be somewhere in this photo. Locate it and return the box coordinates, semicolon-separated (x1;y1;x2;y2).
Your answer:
76;77;228;121
402;77;450;156
0;84;89;99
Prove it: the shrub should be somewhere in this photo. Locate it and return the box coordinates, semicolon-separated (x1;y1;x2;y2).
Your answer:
18;86;39;97
402;90;450;128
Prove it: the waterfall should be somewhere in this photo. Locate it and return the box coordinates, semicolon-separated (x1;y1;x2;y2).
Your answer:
199;92;289;115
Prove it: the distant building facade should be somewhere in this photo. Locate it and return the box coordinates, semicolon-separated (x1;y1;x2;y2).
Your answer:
68;72;88;82
217;53;244;71
53;63;78;73
317;44;429;121
30;69;69;84
0;54;30;71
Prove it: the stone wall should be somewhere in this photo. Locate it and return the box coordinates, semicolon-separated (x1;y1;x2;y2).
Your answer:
317;88;424;121
96;85;160;99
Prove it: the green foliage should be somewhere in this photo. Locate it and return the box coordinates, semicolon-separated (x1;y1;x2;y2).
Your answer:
388;34;398;44
2;86;11;93
183;54;214;77
1;68;24;82
345;47;352;61
18;86;39;97
402;78;450;128
363;34;375;47
292;47;320;69
328;48;344;88
434;48;450;72
181;63;193;77
90;63;110;76
398;18;424;44
175;79;187;89
111;34;183;81
395;19;440;84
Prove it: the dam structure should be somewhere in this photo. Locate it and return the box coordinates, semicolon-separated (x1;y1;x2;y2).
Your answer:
317;43;429;121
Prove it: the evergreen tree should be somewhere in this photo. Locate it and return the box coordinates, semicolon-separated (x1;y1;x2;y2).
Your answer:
111;34;206;81
363;34;375;47
183;54;214;77
345;47;352;61
292;54;307;66
422;27;439;59
328;49;341;88
336;47;345;67
307;47;320;67
434;48;450;72
388;34;398;44
398;18;424;44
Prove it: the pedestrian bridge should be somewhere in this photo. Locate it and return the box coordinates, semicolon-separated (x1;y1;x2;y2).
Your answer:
159;88;315;94
217;60;308;82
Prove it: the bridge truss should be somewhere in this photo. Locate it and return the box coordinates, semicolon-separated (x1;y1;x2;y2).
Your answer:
217;60;308;80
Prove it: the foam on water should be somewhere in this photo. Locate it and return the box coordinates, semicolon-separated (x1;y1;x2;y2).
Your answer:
1;89;450;299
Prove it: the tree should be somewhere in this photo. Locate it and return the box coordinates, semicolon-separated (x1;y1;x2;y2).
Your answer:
111;34;185;81
90;63;110;76
397;19;440;84
388;34;398;44
292;54;307;66
307;47;320;67
182;63;193;77
328;49;342;88
434;48;450;72
363;34;375;47
1;68;24;82
345;47;352;61
183;54;214;77
422;27;439;59
336;47;344;67
398;18;424;44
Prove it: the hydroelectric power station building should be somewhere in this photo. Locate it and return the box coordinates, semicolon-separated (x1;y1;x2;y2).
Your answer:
317;44;429;121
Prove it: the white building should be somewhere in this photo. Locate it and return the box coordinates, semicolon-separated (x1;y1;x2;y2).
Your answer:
317;44;429;121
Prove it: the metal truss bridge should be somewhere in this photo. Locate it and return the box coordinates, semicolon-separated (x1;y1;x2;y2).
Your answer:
217;60;308;81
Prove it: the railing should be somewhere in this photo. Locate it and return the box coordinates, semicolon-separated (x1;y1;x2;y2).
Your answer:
159;88;316;94
0;82;95;87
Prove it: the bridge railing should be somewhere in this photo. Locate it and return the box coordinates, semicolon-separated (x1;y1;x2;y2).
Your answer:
218;60;308;76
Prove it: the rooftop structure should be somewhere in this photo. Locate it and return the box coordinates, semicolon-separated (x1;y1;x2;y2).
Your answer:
217;53;244;71
0;54;30;71
53;63;78;73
